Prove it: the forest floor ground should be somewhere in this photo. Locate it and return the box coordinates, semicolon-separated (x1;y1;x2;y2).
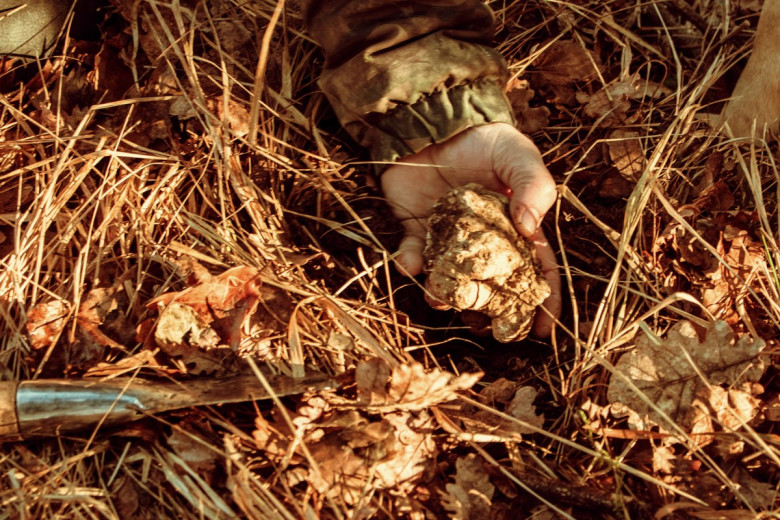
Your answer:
0;1;778;518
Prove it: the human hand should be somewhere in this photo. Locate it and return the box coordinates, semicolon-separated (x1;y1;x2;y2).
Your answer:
381;123;560;337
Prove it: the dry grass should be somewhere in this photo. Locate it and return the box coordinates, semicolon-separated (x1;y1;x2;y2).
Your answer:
0;0;778;518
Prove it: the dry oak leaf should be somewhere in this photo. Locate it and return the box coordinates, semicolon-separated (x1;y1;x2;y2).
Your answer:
701;220;767;329
607;129;646;180
531;40;600;105
304;411;437;505
506;78;550;134
253;392;437;504
506;386;545;434
440;454;495;520
25;300;69;351
577;75;671;126
356;358;482;411
607;320;765;437
451;384;545;439
144;265;263;351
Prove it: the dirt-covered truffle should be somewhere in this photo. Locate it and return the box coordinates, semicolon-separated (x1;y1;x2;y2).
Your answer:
422;184;551;342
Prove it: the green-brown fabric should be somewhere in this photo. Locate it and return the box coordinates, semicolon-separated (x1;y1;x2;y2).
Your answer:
302;0;516;171
0;0;68;57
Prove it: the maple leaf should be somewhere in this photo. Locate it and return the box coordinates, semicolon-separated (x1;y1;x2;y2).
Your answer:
607;320;765;441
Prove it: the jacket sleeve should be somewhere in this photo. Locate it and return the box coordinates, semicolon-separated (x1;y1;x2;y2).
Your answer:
302;0;516;170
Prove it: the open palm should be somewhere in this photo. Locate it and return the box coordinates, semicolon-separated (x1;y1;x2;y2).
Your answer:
381;123;560;337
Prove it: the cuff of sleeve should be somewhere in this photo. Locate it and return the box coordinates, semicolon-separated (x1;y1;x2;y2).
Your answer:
344;78;516;175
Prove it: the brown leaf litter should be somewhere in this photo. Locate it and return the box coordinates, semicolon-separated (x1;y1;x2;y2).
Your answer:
251;357;480;507
607;320;766;443
576;74;672;126
530;39;601;106
137;263;292;376
650;183;773;336
506;78;550;134
440;454;495;520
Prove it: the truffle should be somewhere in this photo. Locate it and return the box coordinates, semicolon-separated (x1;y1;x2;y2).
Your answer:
422;184;551;342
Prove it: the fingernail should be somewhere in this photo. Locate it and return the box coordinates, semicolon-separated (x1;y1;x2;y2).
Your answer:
518;207;540;235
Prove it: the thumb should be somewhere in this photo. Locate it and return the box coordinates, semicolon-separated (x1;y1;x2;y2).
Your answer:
491;125;557;236
395;218;427;276
511;175;557;237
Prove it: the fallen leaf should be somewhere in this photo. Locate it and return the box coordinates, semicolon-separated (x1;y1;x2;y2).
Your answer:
90;34;134;102
166;419;220;486
701;215;767;328
607;129;645;180
435;383;544;441
506;78;550;134
506;386;545;434
478;377;518;406
598;170;635;199
138;264;273;375
303;411;437;504
651;444;677;474
577;75;671;126
356;356;391;405
25;300;69;351
110;475;140;519
731;466;778;511
155;302;221;352
38;285;138;375
144;265;264;351
680;181;734;218
607;320;765;440
206;95;250;137
531;40;600;105
650;210;770;333
352;358;481;411
440;454;495;520
385;362;482;411
212;15;253;54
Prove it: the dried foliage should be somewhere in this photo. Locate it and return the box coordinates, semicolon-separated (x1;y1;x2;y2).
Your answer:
1;0;779;519
607;320;765;440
